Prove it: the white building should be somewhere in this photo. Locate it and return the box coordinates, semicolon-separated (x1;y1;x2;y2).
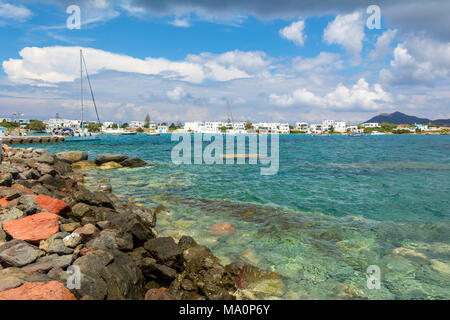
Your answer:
184;121;205;133
308;124;323;134
130;121;145;129
334;122;347;133
322;120;335;130
363;123;380;128
347;125;362;133
157;125;168;134
295;122;308;131
45;119;81;129
102;122;115;130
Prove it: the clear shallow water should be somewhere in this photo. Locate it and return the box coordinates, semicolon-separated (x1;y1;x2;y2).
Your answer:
22;134;450;299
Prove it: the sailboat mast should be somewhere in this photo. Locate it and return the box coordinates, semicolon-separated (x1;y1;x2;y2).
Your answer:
80;49;84;129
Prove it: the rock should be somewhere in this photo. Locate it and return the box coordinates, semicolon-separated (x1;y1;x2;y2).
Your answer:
17;195;39;215
0;267;51;292
144;237;182;271
0;281;76;300
0;187;22;200
117;202;156;228
0;198;9;207
63;233;82;248
71;160;96;170
34;195;71;215
35;154;55;165
53;160;73;175
73;224;100;242
11;184;34;195
35;163;57;177
71;187;115;209
56;151;88;164
95;154;129;166
109;211;155;246
0;241;41;267
144;288;175;300
98;161;123;170
0;173;12;187
142;261;177;281
333;283;367;300
96;221;115;230
120;158;148;168
393;247;428;262
97;184;112;193
36;254;73;269
61;222;81;233
2;212;59;244
69;202;95;220
178;235;198;252
430;259;450;276
208;222;236;237
0;207;24;224
73;249;114;276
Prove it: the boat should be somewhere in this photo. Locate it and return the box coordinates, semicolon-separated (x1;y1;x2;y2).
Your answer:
54;49;101;142
348;132;364;137
146;132;160;136
371;131;386;136
121;131;137;135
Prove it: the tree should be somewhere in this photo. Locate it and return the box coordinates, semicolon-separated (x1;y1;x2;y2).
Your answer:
87;123;102;132
111;123;118;129
26;120;46;131
121;123;129;129
244;121;253;130
144;114;150;128
219;126;228;133
169;123;176;130
136;127;144;133
328;125;335;133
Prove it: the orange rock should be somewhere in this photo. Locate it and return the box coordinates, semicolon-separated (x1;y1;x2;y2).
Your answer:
34;195;71;215
208;222;236;237
2;145;12;153
2;212;59;243
0;281;76;300
11;184;34;195
144;289;175;300
0;198;9;207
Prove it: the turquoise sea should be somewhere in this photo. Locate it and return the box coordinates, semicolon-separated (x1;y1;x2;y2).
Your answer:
21;134;450;299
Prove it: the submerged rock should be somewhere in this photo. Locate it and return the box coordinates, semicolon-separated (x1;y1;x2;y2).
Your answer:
120;158;148;168
72;160;96;170
95;154;129;166
208;222;236;237
98;162;123;170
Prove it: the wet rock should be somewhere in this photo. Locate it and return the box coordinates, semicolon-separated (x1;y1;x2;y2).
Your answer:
95;154;128;166
178;235;198;252
73;224;100;242
0;241;41;267
144;288;175;300
333;283;367;300
98;161;123;170
2;212;59;244
56;151;88;164
34;195;71;215
0;173;12;187
71;160;96;170
183;246;235;300
144;237;182;271
208;222;236;237
0;281;76;300
120;158;148;168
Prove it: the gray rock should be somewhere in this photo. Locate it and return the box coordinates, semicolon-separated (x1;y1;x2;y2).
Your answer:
36;254;74;269
0;242;41;267
0;267;52;292
144;237;182;271
70;202;96;220
0;173;13;187
56;151;88;164
36;163;57;177
63;233;82;248
34;154;55;165
120;158;148;168
71;186;115;209
53;160;73;175
178;236;198;252
0;207;24;224
95;154;129;166
73;249;114;276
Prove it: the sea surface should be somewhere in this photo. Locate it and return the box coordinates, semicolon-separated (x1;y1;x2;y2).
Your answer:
20;134;450;299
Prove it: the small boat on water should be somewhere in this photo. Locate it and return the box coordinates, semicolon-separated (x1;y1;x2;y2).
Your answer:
371;131;386;136
121;131;137;135
348;132;364;137
146;132;160;136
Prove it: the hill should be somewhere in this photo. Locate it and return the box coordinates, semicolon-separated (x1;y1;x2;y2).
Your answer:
365;111;450;126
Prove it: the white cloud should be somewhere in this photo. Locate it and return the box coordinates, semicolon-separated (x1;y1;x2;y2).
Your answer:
292;52;343;73
380;37;450;85
167;86;188;101
279;20;306;46
270;78;392;111
2;46;272;85
0;2;32;21
369;29;398;60
323;12;364;63
170;17;191;27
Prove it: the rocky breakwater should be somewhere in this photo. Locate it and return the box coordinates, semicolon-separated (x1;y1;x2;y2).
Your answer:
0;145;284;300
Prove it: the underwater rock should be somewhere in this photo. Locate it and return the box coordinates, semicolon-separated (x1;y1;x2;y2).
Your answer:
208;222;236;237
72;160;96;170
333;283;367;300
98;162;123;170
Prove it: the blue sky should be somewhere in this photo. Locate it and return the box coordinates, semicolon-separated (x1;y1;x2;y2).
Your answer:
0;0;449;124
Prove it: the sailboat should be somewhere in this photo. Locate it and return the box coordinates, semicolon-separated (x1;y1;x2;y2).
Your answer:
54;49;101;142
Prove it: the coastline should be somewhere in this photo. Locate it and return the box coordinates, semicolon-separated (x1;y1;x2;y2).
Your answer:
0;145;282;300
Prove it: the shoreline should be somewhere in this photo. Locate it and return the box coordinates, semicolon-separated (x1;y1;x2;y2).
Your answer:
0;145;283;300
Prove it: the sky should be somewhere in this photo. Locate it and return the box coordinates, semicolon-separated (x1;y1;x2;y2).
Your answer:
0;0;449;124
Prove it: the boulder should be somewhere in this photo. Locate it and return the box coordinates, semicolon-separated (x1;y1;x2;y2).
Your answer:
35;163;57;177
61;222;81;233
0;241;41;267
63;233;82;248
0;187;22;200
2;212;59;244
116;203;156;228
73;224;100;242
73;249;114;276
11;184;34;196
70;187;115;209
69;202;95;220
53;160;73;175
95;154;129;166
71;160;96;170
56;151;88;164
145;288;175;300
34;195;71;215
0;267;51;292
98;162;123;170
34;154;55;165
17;195;39;215
35;254;73;269
178;236;198;252
0;173;12;187
120;158;148;168
0;281;76;300
0;207;24;224
143;237;182;271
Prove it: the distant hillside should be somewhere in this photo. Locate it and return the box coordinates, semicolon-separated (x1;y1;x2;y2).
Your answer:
364;111;450;126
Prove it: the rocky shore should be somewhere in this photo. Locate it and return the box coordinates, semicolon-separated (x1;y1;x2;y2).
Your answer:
0;145;283;300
